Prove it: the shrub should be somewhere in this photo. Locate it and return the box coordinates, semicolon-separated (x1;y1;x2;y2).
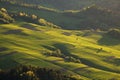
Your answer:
38;18;61;29
43;49;63;57
65;56;81;63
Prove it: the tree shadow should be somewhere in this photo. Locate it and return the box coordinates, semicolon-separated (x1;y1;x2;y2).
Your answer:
53;43;73;55
0;51;21;69
62;32;72;36
73;67;92;73
21;24;39;31
104;56;120;66
3;29;28;36
42;43;74;56
0;47;8;52
79;58;120;73
114;58;120;66
0;59;19;69
98;34;120;46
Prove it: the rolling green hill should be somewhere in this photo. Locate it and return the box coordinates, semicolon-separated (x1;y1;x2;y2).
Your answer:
1;0;120;13
0;22;120;80
0;1;120;30
0;0;120;80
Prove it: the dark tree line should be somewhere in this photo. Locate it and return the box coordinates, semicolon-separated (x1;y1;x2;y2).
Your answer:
0;7;60;29
0;65;79;80
11;11;61;29
0;8;14;23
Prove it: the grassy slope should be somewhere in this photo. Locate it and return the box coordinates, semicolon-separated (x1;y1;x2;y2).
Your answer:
0;22;120;80
0;2;120;30
3;0;120;12
0;2;79;29
7;0;100;10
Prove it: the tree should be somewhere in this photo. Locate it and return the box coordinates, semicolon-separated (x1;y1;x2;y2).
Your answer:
0;9;14;23
38;18;61;28
20;71;39;80
31;14;37;19
38;18;47;25
19;12;26;16
1;8;7;13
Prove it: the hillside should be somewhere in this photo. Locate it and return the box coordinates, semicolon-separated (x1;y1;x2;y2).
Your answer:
1;0;120;13
0;0;120;80
0;22;120;80
63;5;120;30
0;1;120;30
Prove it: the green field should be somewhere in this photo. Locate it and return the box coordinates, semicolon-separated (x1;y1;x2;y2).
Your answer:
0;22;120;80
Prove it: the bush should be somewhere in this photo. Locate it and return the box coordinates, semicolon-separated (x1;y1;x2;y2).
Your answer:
43;49;81;63
65;56;81;63
38;18;61;29
43;49;63;57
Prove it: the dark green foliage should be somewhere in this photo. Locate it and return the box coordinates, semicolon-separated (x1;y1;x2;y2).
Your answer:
43;49;81;63
38;18;61;29
43;49;63;57
65;56;81;63
0;65;78;80
13;12;38;24
107;29;120;40
0;8;14;23
13;12;61;29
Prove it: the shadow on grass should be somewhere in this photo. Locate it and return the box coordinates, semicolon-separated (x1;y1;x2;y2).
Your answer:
0;59;20;69
3;29;28;36
21;24;40;31
114;58;120;66
53;43;73;55
105;56;120;66
0;51;21;69
98;34;120;46
0;47;8;52
41;43;74;56
79;58;120;73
